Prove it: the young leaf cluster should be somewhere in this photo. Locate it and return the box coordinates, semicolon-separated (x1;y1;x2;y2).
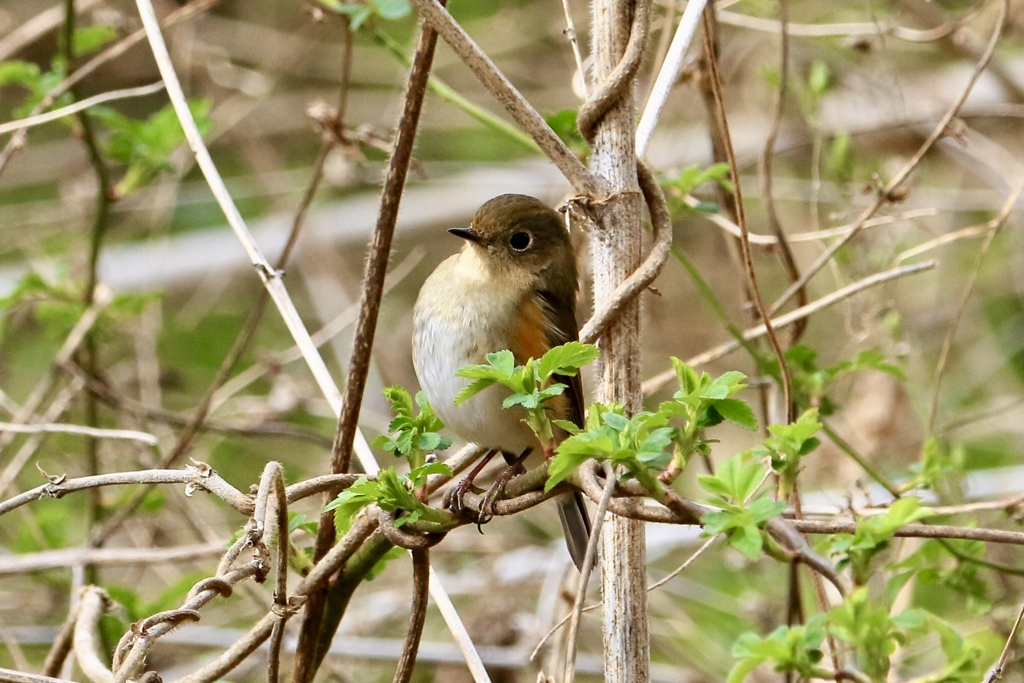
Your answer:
546;402;676;493
324;463;453;536
92;100;212;197
729;589;981;682
456;342;599;453
372;386;450;470
544;357;757;493
761;345;903;417
827;497;934;586
698;455;785;560
746;408;822;499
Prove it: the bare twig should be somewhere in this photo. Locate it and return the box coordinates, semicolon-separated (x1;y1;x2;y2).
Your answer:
72;587;112;683
635;0;708;155
642;260;936;394
765;0;1008;319
984;601;1024;682
0;543;224;575
700;7;794;422
0;82;165;136
392;549;430;683
0;465;251;518
926;171;1024;432
558;0;588;98
407;0;601;196
0;422;158;446
563;463;616;683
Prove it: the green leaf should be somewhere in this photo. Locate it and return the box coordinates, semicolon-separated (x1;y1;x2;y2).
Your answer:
807;60;830;95
699;454;767;503
73;24;118;58
712;398;758;430
671;357;701;395
486;349;516;375
550;420;577;435
325;477;379;534
0;61;42;89
373;0;411;20
702;370;747;400
602;412;630;431
454;378;495;405
537;341;599;380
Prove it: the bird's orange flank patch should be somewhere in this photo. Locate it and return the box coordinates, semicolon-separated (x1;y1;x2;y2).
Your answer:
508;296;551;362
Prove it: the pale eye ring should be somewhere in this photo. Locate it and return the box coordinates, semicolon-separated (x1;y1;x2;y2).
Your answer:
509;231;532;251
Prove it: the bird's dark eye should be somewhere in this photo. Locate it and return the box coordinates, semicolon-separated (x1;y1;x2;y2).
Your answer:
509;232;532;251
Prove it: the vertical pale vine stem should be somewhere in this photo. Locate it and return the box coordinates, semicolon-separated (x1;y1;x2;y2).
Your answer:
586;0;650;678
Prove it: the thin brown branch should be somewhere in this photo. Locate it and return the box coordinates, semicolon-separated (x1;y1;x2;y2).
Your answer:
296;5;446;680
406;0;601;196
700;7;794;422
392;549;430;683
757;0;807;344
926;171;1024;432
642;260;936;394
984;601;1024;682
765;0;1008;319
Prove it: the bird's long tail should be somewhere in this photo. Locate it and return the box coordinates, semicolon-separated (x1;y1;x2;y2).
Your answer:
557;491;593;571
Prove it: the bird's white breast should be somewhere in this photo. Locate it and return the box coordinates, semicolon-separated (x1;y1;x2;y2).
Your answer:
412;250;536;455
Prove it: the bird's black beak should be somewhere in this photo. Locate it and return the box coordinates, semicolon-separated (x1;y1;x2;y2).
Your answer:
448;227;481;243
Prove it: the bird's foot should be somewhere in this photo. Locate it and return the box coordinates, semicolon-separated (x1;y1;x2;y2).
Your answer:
477;448;531;526
443;448;499;522
444;475;484;519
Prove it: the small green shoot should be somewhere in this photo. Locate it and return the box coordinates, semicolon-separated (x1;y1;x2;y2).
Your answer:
372;386;450;471
547;402;676;493
456;341;599;453
324;464;453;536
746;408;822;499
728;615;828;683
828;497;934;586
698;454;785;560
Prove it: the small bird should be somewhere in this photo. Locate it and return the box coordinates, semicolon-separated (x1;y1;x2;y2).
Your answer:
412;194;592;569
